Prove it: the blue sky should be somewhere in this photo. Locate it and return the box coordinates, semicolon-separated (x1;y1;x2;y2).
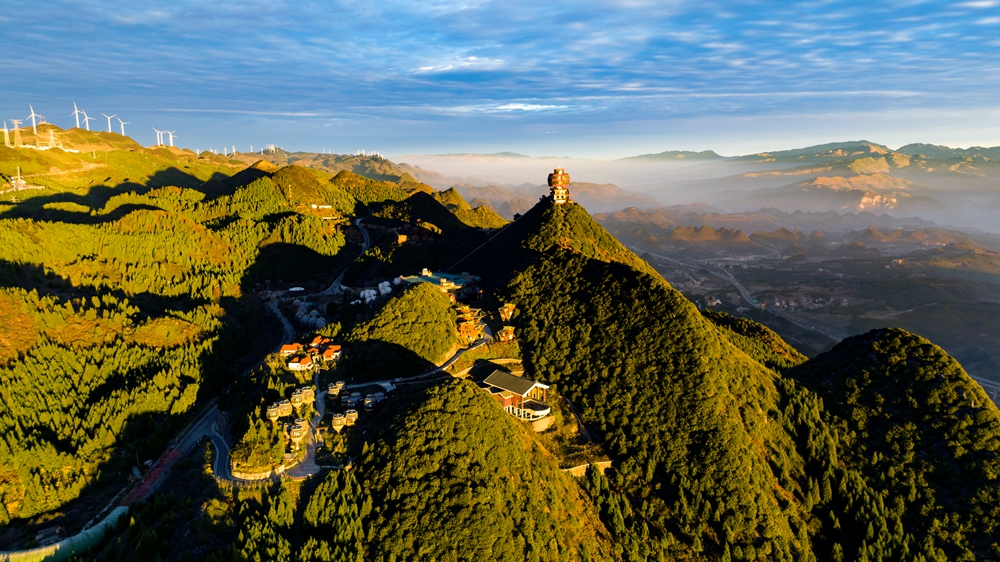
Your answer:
1;0;998;157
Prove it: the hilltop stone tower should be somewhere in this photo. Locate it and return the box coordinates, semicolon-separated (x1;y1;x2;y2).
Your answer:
548;168;570;205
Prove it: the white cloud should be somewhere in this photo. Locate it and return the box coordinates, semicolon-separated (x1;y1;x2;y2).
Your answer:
493;104;571;112
413;56;504;73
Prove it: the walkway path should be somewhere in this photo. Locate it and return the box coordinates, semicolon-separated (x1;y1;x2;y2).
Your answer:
285;373;326;480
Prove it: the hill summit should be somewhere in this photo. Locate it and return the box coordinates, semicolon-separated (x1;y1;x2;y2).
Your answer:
457;193;1000;560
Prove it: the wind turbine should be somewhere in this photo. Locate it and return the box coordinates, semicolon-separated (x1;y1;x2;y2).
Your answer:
72;103;83;128
81;111;95;131
152;128;163;146
3;122;9;148
164;130;176;147
101;113;117;132
26;105;42;135
116;117;129;136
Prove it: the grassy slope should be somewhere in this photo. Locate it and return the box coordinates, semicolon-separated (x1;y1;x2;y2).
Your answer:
372;191;469;232
433;187;509;229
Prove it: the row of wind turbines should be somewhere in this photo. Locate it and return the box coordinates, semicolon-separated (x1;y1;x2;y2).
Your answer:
73;103;175;147
5;103;179;149
71;103;130;136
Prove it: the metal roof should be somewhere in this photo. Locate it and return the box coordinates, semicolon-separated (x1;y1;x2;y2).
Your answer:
483;370;548;397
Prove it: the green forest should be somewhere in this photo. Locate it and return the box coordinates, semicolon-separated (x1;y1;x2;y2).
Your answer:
344;282;458;378
1;144;998;562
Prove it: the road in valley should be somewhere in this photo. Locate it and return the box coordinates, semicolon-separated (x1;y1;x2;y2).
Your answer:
638;248;848;341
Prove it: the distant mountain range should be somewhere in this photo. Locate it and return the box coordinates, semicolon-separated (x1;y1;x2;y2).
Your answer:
620;150;723;161
390;140;1000;232
595;206;999;258
202;139;1000;234
716;173;945;215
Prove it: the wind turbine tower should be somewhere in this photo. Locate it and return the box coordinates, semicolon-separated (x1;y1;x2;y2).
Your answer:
27;105;41;135
116;117;129;136
152;128;163;146
101;114;117;133
81;112;95;131
3;122;9;148
164;131;176;147
72;103;83;128
10;119;23;148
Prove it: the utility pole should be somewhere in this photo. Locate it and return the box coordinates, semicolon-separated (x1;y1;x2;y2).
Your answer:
10;119;23;148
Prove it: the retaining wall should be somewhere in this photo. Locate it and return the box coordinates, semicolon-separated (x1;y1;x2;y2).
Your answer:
561;461;613;478
0;506;129;562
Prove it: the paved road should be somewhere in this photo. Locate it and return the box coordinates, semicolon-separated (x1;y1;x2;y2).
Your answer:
971;375;1000;407
319;219;370;296
267;299;296;343
208;421;233;480
285;373;325;480
645;249;1000;408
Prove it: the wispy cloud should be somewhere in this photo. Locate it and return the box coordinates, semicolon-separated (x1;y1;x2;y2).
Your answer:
0;0;996;152
493;104;572;112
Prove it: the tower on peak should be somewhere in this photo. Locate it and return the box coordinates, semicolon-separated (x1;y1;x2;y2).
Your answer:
548;168;570;205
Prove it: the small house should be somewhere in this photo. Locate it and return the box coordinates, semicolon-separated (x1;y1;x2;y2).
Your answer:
482;370;550;420
309;335;332;348
496;326;515;342
279;343;303;356
322;345;343;362
499;303;517;321
288;356;313;371
458;320;482;339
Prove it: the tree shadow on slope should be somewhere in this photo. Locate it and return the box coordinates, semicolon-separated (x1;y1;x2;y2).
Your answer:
0;266;276;548
341;340;437;381
242;241;361;290
0;167;212;220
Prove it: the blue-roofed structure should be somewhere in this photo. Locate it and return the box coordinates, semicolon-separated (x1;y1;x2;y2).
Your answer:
401;268;482;299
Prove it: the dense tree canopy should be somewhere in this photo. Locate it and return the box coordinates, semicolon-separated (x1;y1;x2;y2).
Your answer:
360;379;612;561
789;329;1000;559
346;283;458;378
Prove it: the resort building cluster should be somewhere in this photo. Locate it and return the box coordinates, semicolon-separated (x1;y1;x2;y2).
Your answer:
401;268;483;302
279;335;342;371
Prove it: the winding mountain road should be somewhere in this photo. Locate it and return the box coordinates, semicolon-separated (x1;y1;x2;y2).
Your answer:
319;219;370;296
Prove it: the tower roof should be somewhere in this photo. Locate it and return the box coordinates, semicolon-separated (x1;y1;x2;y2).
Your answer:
548;168;570;187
